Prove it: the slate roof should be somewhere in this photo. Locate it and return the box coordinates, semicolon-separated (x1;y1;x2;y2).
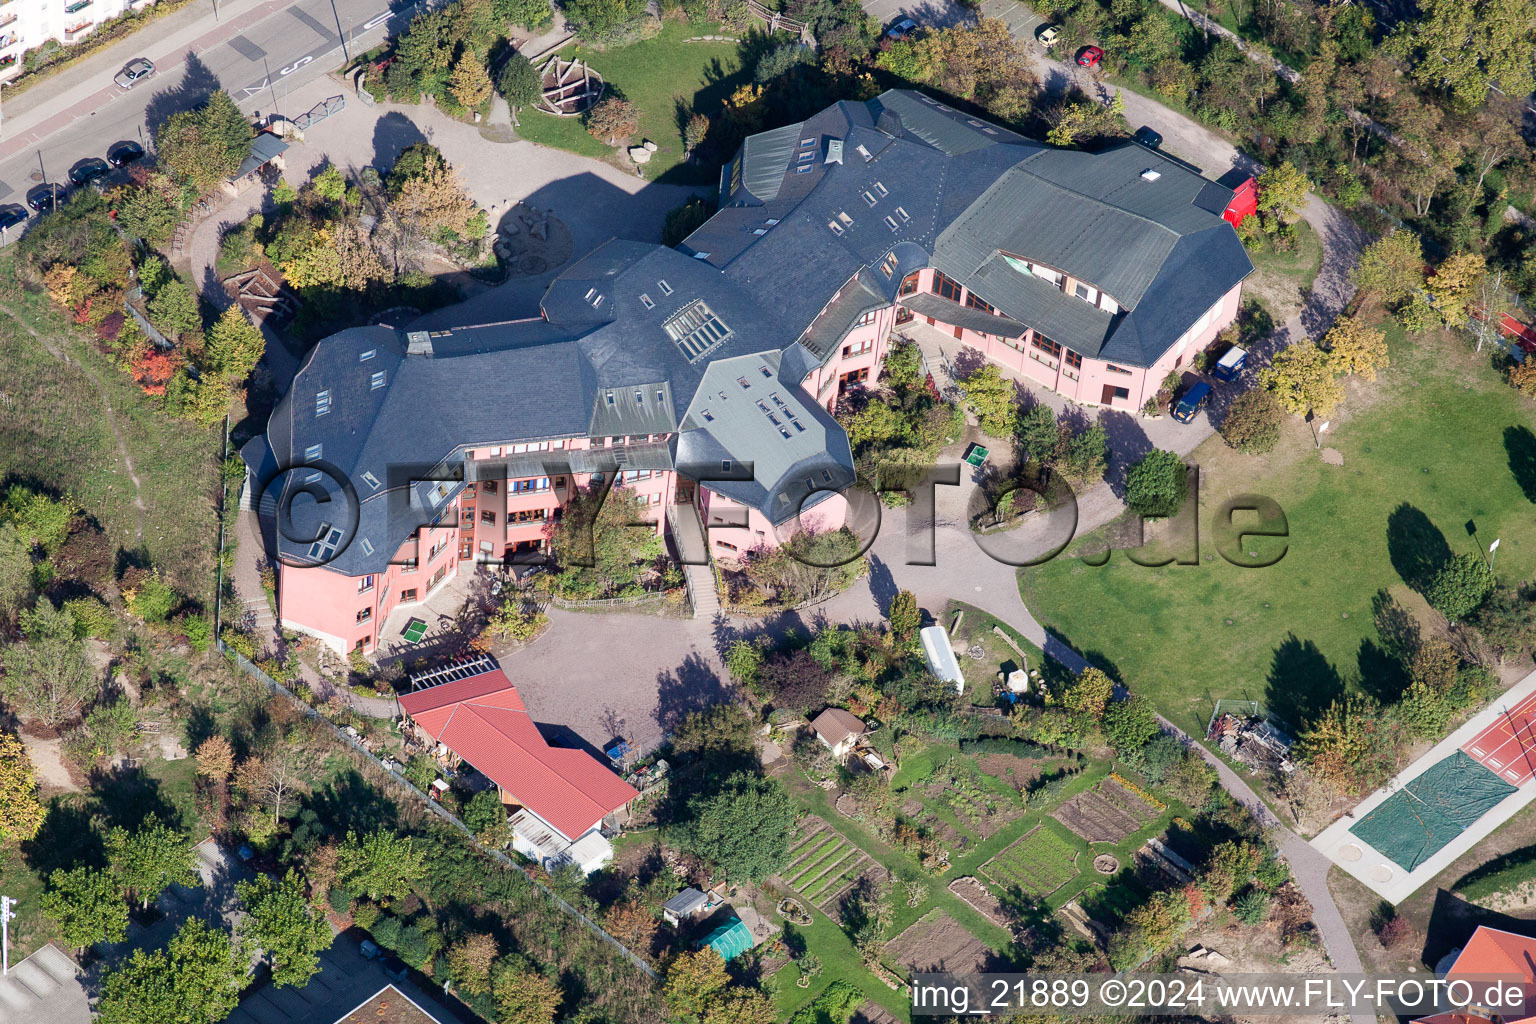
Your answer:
399;668;637;841
251;89;1248;578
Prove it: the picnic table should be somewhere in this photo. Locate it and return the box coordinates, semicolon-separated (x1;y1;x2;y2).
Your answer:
401;618;428;644
963;443;990;468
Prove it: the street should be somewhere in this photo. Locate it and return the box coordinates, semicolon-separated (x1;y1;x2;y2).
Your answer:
0;0;428;204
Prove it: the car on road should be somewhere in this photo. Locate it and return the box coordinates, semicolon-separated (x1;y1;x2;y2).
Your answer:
26;183;67;213
0;205;27;232
113;58;155;89
69;158;111;188
886;17;917;40
1133;125;1163;148
107;140;146;167
1036;24;1061;46
1171;380;1212;423
1076;45;1104;68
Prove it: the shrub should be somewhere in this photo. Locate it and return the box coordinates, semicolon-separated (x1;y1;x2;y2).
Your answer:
1124;449;1188;519
125;570;178;622
583;97;639;144
1219;390;1283;454
1510;360;1536;397
1233;889;1271;925
1102;695;1158;753
1424;553;1494;620
181;614;212;652
661;196;716;248
62;597;115;640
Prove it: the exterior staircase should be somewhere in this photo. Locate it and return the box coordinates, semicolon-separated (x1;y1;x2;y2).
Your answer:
684;561;719;620
0;943;86;1022
667;505;720;621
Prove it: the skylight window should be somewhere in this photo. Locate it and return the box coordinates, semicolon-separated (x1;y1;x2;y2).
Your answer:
663;300;733;362
702;409;714;421
737;377;750;388
753;228;767;235
362;471;382;491
585;287;597;301
838;212;853;226
640;294;654;309
797;150;815;164
658;279;673;295
360;349;376;362
884;215;899;231
760;365;772;378
862;191;877;207
895;206;910;222
766;218;780;226
771;393;784;406
822;469;833;483
371;370;386;390
800;138;814;147
873;182;888;197
307;526;342;562
359;537;374;556
827;220;844;236
315;390;331;416
796;165;813;174
692;251;711;260
305;444;323;461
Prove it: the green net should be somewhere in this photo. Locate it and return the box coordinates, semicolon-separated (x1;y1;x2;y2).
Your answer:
1350;750;1517;871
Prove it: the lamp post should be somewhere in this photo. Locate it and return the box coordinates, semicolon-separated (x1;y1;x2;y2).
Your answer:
1;895;16;975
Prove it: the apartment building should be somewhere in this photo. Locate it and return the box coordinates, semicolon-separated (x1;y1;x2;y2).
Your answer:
244;89;1252;655
0;0;144;78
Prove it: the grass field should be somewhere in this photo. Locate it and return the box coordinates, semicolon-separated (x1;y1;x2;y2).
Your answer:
1017;325;1536;735
0;261;221;601
515;21;751;183
980;823;1081;897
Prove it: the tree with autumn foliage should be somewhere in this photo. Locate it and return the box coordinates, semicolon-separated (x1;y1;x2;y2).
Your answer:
0;731;46;845
1258;340;1343;417
390;163;480;241
446;933;499;995
1322;316;1389;381
1429;250;1486;327
449;51;495;110
492;957;562;1024
585;96;640;143
1351;230;1426;308
1295;694;1394;794
663;948;730;1022
601;899;659;959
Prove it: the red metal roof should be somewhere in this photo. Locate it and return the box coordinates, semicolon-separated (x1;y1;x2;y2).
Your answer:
399;668;638;840
1223;176;1257;227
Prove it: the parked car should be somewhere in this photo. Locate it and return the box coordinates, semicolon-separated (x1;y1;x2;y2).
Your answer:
1211;345;1248;382
1036;24;1061;46
113;58;155;89
26;183;66;213
107;140;146;167
1171;380;1212;422
1076;45;1104;68
359;940;381;960
69;158;111;188
0;205;27;232
1133;125;1163;148
886;16;917;40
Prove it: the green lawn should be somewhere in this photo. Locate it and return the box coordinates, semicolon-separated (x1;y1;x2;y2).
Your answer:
1018;326;1536;735
515;21;752;183
0;259;221;602
1242;218;1324;324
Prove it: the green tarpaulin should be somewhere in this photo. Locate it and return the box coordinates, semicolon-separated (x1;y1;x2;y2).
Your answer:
699;918;753;961
1349;750;1516;871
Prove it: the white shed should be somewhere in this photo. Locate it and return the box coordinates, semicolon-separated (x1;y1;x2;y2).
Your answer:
920;626;965;693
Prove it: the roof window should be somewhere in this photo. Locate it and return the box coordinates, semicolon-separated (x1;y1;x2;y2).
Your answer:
692;251;711;259
307;526;342;562
737;376;750;388
895;206;910;222
370;370;386;390
800;137;814;147
856;144;873;162
360;349;376;361
792;419;806;432
359;537;374;556
884;215;899;231
797;150;815;164
838;212;853;226
362;471;382;491
635;390;644;403
664;300;733;362
796;165;813;174
640;294;654;309
753;227;767;235
822;469;833;483
1141;169;1162;181
827;220;844;236
873;182;888;197
315;390;331;416
702;409;714;422
657;390;666;402
658;279;673;295
305;444;323;461
759;365;772;378
766;218;780;226
721;459;732;473
862;191;877;207
606;392;616;405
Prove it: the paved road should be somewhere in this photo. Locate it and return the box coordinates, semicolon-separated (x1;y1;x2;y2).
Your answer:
0;0;423;205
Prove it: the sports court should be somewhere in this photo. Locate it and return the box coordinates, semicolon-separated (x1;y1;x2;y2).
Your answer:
1312;668;1536;904
1462;690;1536;784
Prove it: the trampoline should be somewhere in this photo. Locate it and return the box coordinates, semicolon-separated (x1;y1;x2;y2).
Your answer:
1463;691;1536;784
1349;751;1516;872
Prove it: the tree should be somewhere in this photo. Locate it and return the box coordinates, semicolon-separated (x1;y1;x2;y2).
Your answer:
496;53;542;118
1390;0;1535;111
194;735;235;783
0;732;46;845
1218;389;1283;453
390;163;479;240
204;304;265;382
493;958;562;1024
492;0;554;28
956;363;1017;437
96;918;247;1024
234;738;321;824
1322;316;1389;381
108;815;199;909
684;112;711;154
1408;635;1459;691
236;871;332;988
0;523;32;623
147;278;201;342
1062;667;1114;720
1397;681;1452;739
1424;553;1494;620
662;196;717;248
603;898;659;956
1256;161;1310;225
1296;694;1391;793
1429;250;1486;326
704;988;778;1024
584;97;639;144
446;932;499;994
1124;449;1188;519
3;600;99;727
663;948;730;1022
449;52;495;109
113;183;181;246
546;485;664;598
387;142;447;193
1259;340;1343;416
1351;230;1426;307
668;771;794;881
888;589;920;646
1043;93;1128;147
43;866;128;952
155;91;253;194
724;638;764;686
669;703;757;775
337;829;425;904
757;649;833;714
1102;695;1159;752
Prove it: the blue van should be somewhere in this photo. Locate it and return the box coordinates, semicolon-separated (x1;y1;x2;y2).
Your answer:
1172;381;1212;423
1212;346;1248;382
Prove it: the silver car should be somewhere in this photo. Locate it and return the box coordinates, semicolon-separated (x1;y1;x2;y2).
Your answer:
113;58;154;89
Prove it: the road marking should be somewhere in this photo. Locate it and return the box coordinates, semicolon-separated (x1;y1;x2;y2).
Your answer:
362;11;390;29
240;78;270;97
279;55;313;76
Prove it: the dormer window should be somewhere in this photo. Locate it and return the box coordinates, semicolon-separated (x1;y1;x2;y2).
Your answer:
606;392;616;405
315;390;331;416
1074;281;1099;303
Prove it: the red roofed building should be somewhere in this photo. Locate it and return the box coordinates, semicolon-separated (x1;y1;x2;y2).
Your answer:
1415;926;1536;1024
398;657;638;874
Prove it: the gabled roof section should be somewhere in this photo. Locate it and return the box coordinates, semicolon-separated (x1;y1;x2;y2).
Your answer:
399;668;638;840
738;121;805;202
811;707;867;744
1448;926;1536;983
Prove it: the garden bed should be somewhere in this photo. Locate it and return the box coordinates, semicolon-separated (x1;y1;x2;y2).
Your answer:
979;825;1081;898
780;817;883;919
947;876;1013;931
886;910;996;976
1052;779;1158;843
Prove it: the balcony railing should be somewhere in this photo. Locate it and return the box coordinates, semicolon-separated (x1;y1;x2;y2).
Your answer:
0;32;17;49
0;12;16;28
63;0;92;12
64;20;92;38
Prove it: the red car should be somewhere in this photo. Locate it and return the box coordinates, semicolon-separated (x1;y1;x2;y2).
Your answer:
1077;45;1104;68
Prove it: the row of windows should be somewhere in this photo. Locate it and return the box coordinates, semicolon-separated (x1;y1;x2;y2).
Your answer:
842;338;874;359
